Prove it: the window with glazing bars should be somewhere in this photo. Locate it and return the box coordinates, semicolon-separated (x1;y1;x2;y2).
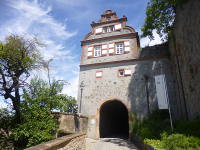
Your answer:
94;46;101;57
116;43;124;54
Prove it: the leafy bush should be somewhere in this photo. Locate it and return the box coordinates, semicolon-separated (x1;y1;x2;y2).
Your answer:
175;119;200;137
0;108;14;150
144;139;163;150
161;133;200;150
11;104;56;148
133;110;171;139
132;110;200;150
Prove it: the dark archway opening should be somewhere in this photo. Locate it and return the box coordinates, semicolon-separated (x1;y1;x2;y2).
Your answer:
100;100;129;139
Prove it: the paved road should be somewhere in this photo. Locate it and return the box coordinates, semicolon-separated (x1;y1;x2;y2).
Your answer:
86;138;138;150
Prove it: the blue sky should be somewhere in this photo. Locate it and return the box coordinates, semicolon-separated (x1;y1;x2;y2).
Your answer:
0;0;162;108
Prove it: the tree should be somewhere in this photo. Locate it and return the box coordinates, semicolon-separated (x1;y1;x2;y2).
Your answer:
0;35;43;123
23;77;77;113
141;0;186;40
11;77;77;148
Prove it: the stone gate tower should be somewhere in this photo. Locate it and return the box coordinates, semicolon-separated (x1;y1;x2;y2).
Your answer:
78;10;176;139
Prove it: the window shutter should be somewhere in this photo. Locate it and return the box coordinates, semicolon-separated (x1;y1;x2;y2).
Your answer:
109;49;114;54
114;24;122;30
109;43;114;48
102;50;107;55
124;69;131;75
87;51;93;56
95;28;103;34
124;47;130;52
96;71;102;77
88;47;93;51
102;44;108;49
124;41;130;46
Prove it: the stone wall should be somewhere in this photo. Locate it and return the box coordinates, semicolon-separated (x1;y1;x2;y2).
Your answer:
25;133;86;150
169;0;200;119
78;43;177;138
53;112;88;134
58;134;85;150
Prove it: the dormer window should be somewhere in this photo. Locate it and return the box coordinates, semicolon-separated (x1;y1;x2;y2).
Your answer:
94;46;101;57
107;16;111;21
102;25;115;33
116;43;124;54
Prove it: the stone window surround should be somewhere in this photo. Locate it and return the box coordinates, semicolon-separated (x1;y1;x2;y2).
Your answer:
96;71;103;78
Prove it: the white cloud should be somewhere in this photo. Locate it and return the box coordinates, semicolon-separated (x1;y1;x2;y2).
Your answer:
54;0;90;7
62;76;79;99
140;30;165;48
3;0;77;39
0;0;80;99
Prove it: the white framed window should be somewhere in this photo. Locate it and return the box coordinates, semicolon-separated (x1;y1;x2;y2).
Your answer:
94;46;101;57
115;43;124;54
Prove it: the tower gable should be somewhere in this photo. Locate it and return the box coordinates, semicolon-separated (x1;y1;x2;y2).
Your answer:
80;10;140;66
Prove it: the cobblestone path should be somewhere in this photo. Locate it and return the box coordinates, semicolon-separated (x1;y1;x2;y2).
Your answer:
86;138;138;150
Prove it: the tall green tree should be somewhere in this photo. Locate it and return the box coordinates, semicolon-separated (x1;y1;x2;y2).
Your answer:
12;77;77;148
23;77;77;113
141;0;186;40
0;35;43;123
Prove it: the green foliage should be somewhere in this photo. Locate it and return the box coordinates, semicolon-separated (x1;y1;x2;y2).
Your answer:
23;77;77;113
133;110;171;139
161;133;200;150
141;0;188;40
11;105;56;148
11;77;78;148
144;139;163;150
174;119;200;137
0;34;43;123
0;35;42;74
141;0;176;40
132;110;200;150
0;108;14;150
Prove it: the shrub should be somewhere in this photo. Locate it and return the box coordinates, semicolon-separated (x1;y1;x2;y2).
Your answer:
0;108;14;149
161;133;200;150
175;119;200;137
144;139;163;150
11;105;56;148
133;110;171;139
132;110;200;150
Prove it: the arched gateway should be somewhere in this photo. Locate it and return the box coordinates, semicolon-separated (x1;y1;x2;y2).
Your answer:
99;100;129;139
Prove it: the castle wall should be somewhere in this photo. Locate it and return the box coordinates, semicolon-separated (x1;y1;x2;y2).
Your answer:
169;0;200;119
